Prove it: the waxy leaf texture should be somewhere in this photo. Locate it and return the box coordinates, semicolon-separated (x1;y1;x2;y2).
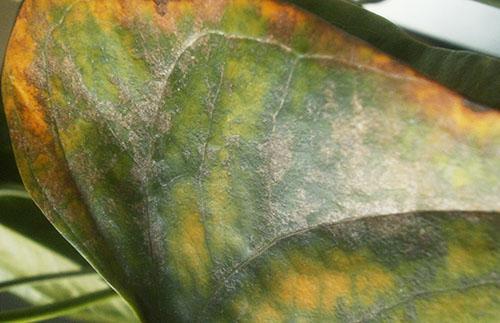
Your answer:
2;0;499;321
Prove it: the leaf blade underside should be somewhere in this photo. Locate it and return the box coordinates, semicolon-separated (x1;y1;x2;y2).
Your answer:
2;0;499;321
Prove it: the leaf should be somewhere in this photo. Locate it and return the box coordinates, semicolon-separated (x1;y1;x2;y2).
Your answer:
0;1;24;184
2;0;499;321
0;189;139;322
2;5;127;320
288;0;500;108
0;289;117;322
208;211;500;322
474;0;500;8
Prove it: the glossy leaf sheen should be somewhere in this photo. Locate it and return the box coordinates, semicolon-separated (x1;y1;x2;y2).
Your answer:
2;0;499;321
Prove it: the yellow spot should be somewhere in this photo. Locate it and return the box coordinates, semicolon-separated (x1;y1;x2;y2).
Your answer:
447;244;495;278
319;271;351;309
207;168;232;219
358;46;375;61
222;59;268;139
415;286;499;322
222;0;268;37
169;181;210;292
261;1;307;27
373;53;391;65
253;303;283;322
59;119;90;154
406;82;500;144
328;249;366;271
83;1;125;31
205;165;246;256
451;167;468;188
277;271;319;310
270;252;353;311
354;265;394;305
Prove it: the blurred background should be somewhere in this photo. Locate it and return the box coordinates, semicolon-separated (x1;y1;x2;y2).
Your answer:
362;0;500;57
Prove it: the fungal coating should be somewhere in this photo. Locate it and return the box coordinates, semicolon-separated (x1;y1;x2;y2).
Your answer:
2;0;499;321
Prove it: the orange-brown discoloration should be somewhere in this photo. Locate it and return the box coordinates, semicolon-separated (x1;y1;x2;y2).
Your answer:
150;0;196;32
277;271;320;310
253;303;283;322
406;81;500;143
261;0;307;31
354;45;416;76
2;6;44;137
2;0;125;298
355;266;394;305
3;1;498;321
320;271;351;309
168;181;211;292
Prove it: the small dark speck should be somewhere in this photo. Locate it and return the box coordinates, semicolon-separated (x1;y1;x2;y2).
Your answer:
154;0;168;16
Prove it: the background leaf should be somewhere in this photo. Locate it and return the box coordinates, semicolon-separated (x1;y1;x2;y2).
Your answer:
0;189;139;322
0;184;87;266
287;0;500;108
474;0;500;8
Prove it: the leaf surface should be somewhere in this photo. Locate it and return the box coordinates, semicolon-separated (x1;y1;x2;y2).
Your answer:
2;0;499;321
289;0;500;107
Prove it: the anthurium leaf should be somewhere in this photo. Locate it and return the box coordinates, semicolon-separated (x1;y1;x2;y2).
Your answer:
0;189;138;322
0;288;117;323
0;0;23;184
209;211;500;322
288;0;500;108
2;0;499;321
474;0;500;8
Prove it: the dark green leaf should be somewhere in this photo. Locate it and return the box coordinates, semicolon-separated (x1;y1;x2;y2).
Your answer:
0;289;117;322
474;0;500;8
288;0;500;108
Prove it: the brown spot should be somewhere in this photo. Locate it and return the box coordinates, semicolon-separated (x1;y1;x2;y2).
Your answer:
260;0;307;42
154;0;168;16
403;80;500;143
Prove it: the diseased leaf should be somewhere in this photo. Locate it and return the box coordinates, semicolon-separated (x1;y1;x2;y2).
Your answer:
0;193;138;322
208;212;500;322
289;0;500;107
0;0;24;183
2;0;499;321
